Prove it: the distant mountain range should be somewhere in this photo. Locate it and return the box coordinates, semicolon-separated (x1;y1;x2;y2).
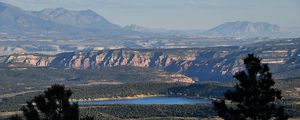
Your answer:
0;2;140;38
125;22;299;38
30;8;120;30
0;2;298;38
0;2;70;35
202;21;296;37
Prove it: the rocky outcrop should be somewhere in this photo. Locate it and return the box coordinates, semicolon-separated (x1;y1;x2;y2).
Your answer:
61;50;197;69
2;48;238;81
2;38;300;82
159;73;194;83
3;53;54;67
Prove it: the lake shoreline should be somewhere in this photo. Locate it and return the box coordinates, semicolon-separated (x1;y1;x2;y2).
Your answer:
70;95;212;105
69;94;166;102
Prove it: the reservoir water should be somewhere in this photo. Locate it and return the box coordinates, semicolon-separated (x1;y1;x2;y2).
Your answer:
78;96;212;105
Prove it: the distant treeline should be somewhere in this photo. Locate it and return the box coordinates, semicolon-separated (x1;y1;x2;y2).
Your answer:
0;66;178;94
168;83;231;98
0;66;172;83
80;104;216;119
70;83;231;100
0;82;228;112
71;83;183;99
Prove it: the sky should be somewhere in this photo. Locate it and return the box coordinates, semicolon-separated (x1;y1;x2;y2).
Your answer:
0;0;299;30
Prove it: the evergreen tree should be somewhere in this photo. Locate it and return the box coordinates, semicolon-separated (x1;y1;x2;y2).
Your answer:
9;115;23;120
213;54;288;120
21;84;79;120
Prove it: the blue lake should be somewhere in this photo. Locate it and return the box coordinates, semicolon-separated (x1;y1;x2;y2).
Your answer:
78;96;212;105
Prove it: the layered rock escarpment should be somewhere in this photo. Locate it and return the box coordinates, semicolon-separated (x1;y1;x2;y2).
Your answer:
52;48;240;81
2;53;54;67
2;38;300;82
0;47;247;81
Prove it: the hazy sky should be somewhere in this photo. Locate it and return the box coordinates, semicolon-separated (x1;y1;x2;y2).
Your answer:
0;0;299;30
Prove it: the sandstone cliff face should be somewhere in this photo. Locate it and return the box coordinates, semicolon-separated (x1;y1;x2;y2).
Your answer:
1;48;243;81
50;49;224;74
4;53;54;67
3;38;300;82
62;50;197;69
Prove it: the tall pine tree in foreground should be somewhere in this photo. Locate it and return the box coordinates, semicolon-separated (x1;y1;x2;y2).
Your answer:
21;84;79;120
213;54;288;120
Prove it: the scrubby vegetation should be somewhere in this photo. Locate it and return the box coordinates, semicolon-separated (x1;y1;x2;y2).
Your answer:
71;83;182;99
80;104;216;119
0;66;173;83
0;66;179;94
0;83;180;112
0;62;300;119
168;83;230;98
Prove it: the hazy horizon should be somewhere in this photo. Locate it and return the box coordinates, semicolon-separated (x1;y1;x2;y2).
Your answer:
0;0;299;30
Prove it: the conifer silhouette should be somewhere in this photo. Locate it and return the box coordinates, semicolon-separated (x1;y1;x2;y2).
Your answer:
9;115;23;120
213;54;288;120
21;84;79;120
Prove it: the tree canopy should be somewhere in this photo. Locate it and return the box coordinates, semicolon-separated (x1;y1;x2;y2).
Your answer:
21;84;79;120
213;54;288;120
